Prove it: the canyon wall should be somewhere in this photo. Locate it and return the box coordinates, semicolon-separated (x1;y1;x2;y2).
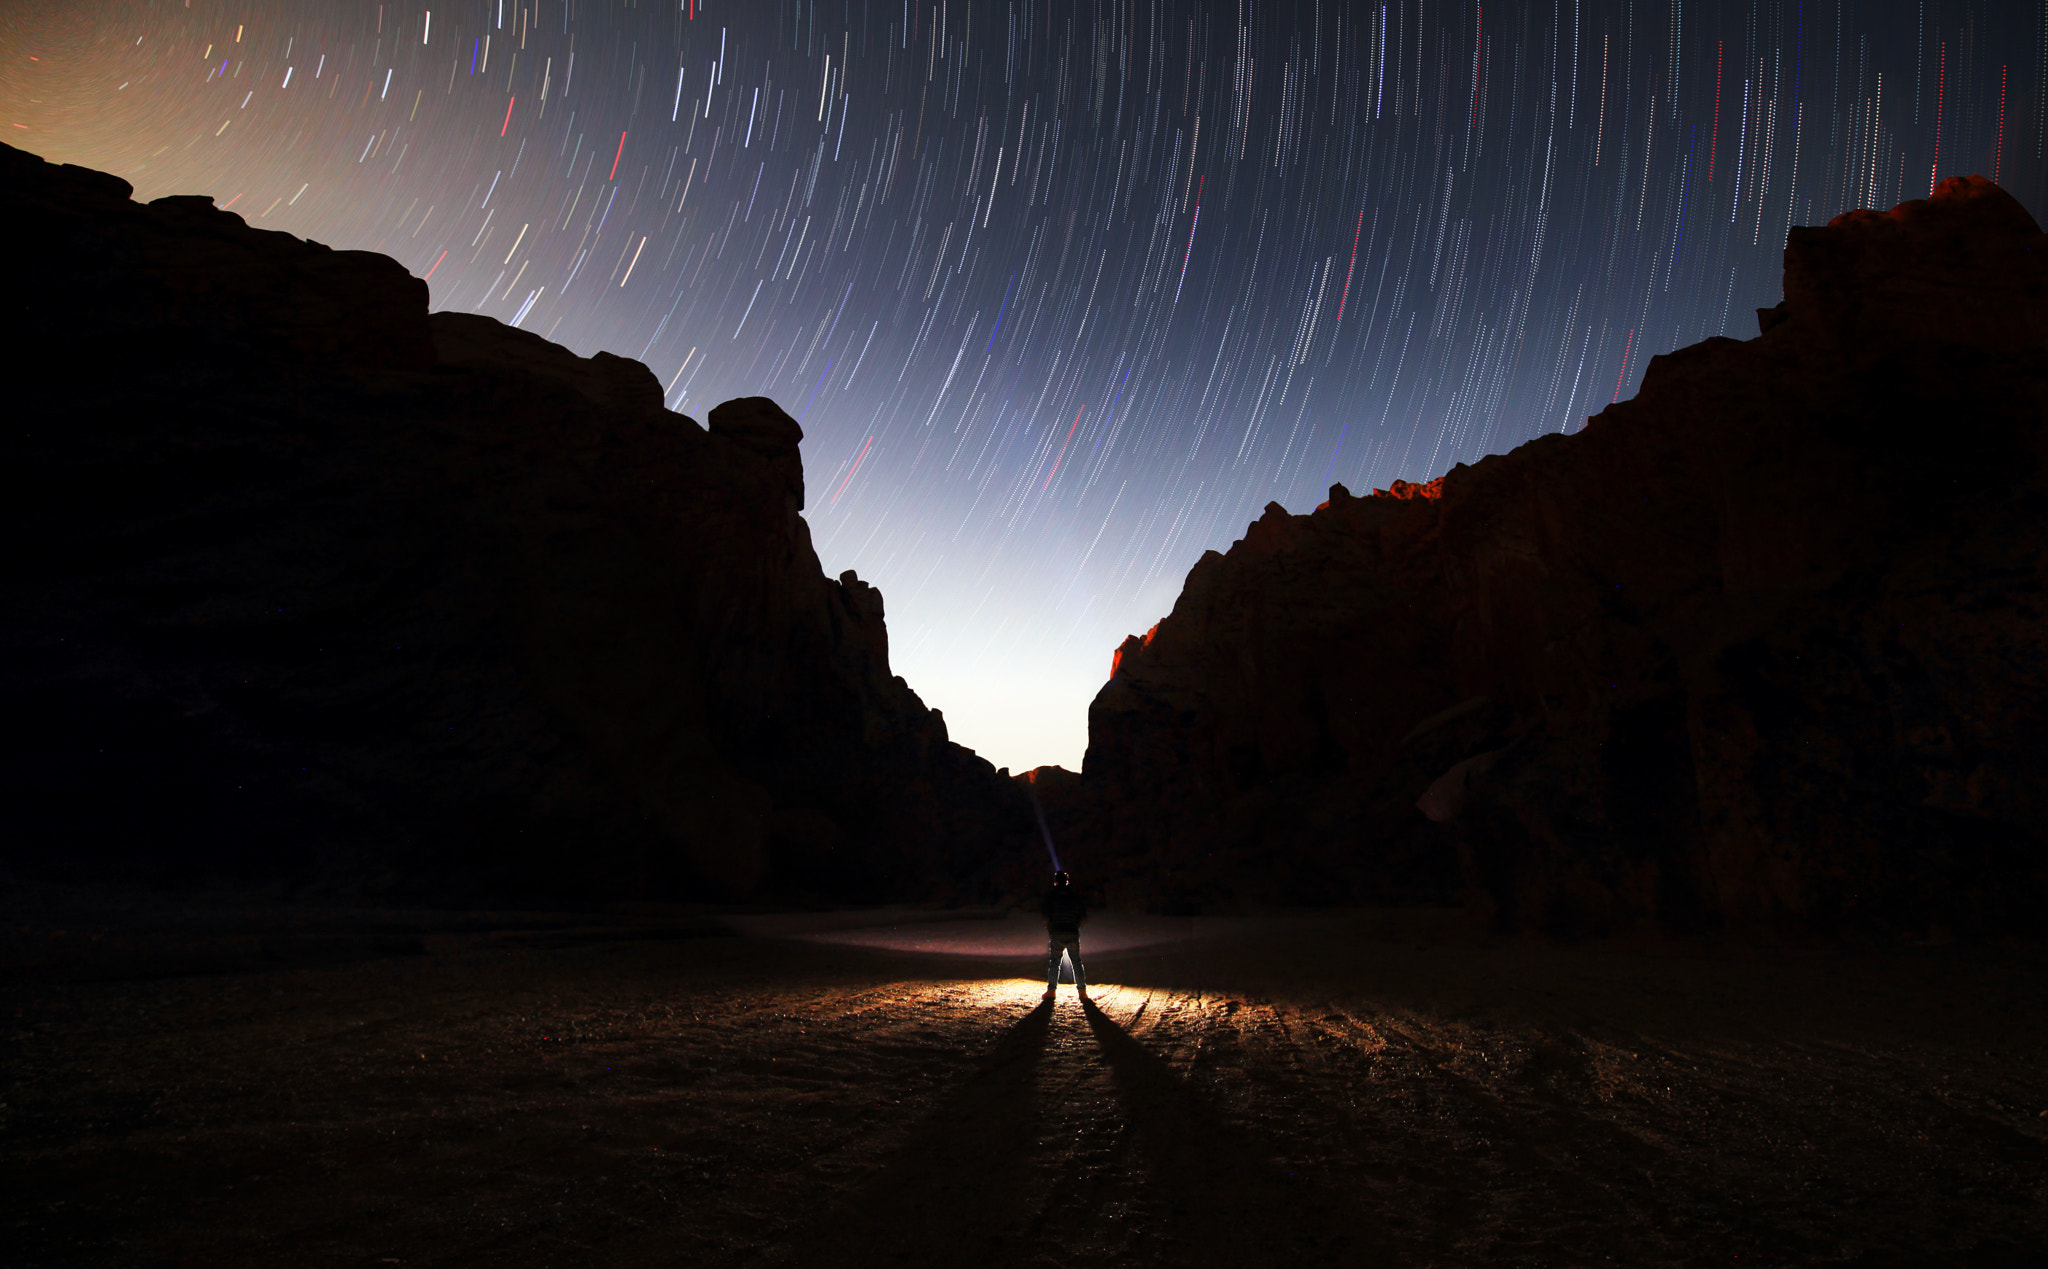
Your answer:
1057;176;2048;939
1;142;1029;902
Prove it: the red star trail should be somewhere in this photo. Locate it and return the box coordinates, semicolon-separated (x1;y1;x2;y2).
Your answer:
8;0;2038;771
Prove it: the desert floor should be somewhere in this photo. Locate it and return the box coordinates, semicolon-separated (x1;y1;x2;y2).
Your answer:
4;893;2045;1267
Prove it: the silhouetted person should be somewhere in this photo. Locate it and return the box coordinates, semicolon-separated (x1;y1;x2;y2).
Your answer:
1041;870;1087;996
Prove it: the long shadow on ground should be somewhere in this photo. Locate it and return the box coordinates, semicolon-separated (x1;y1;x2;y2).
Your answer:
727;995;1058;1266
1070;995;1387;1266
729;989;1388;1268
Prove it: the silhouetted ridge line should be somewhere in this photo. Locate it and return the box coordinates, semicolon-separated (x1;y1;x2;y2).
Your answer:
1;141;1030;904
1035;175;2048;942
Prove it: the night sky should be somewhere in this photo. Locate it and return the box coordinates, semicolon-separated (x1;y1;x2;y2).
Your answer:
6;0;2041;772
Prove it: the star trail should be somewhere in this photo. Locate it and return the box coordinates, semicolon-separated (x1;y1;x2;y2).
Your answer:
6;0;2042;771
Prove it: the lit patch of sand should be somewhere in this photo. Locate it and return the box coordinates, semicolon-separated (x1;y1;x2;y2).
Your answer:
5;905;2044;1267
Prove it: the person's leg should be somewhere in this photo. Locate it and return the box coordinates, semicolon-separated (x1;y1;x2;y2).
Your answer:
1049;933;1084;993
1045;935;1062;991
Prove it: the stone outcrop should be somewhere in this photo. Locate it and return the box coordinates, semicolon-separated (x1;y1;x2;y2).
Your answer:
1058;176;2048;939
0;142;1028;902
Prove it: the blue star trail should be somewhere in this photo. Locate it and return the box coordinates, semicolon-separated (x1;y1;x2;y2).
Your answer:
8;0;2040;769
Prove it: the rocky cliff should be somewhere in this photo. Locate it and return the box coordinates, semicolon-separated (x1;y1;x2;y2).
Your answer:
0;142;1028;902
1057;176;2048;939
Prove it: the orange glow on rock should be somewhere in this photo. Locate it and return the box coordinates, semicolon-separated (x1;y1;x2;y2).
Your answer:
1109;622;1160;678
1373;477;1444;501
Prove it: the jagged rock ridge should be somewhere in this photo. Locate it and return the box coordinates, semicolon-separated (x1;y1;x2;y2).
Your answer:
0;142;1028;901
1050;176;2048;939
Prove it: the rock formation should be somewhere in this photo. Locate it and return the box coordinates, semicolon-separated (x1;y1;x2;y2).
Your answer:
0;142;1028;902
1056;176;2048;939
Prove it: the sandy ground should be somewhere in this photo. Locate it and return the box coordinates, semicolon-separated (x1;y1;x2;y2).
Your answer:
4;896;2046;1267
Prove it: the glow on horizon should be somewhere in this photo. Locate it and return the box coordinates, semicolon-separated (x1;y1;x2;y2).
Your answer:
6;0;2037;774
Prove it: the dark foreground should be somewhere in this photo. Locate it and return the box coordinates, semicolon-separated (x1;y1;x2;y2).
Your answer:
4;896;2044;1267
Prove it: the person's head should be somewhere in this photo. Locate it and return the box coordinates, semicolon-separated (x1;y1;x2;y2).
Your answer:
1051;870;1070;888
